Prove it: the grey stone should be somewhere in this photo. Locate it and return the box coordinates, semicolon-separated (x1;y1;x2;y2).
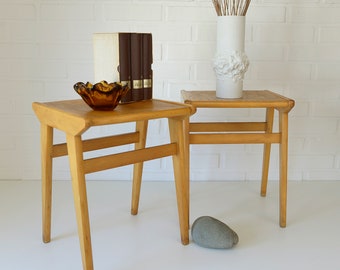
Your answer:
191;216;239;249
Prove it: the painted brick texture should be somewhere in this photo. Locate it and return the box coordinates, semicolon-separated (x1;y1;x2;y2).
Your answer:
0;0;339;181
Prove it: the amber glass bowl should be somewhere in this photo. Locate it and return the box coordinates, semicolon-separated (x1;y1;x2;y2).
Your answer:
74;81;129;111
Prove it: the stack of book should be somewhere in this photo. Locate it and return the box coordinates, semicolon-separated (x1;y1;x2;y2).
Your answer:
93;32;153;103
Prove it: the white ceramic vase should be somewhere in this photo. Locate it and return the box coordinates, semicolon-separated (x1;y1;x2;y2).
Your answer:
213;16;249;99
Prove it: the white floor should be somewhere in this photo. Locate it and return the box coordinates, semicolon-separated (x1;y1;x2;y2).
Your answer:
1;180;340;270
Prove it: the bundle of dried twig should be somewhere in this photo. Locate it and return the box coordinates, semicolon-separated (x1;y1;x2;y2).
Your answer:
212;0;251;16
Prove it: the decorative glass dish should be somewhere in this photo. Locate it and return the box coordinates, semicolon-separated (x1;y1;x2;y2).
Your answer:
74;81;129;111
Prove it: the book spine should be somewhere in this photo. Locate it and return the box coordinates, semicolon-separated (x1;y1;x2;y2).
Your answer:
142;33;153;100
118;33;132;103
130;33;144;101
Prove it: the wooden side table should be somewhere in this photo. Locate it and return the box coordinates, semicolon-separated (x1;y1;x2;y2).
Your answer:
181;90;295;227
32;99;195;270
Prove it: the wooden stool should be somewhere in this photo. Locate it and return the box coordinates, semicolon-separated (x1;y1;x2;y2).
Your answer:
181;90;295;227
32;99;195;270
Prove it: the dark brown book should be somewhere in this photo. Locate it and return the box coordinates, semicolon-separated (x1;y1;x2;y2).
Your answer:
130;33;144;101
118;33;132;103
142;33;153;100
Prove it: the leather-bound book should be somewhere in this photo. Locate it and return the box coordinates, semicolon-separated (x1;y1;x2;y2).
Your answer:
130;33;144;101
118;33;132;103
142;33;153;100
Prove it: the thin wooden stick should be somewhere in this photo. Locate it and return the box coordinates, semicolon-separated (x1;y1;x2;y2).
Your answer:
223;0;227;16
243;0;251;15
212;0;221;16
240;0;246;15
220;0;224;16
236;0;241;15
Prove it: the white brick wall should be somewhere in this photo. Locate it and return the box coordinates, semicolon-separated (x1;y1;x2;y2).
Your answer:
0;0;339;181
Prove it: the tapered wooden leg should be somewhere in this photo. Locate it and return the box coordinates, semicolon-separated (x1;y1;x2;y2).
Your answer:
66;134;93;270
168;117;190;245
261;108;274;197
41;124;53;243
279;111;289;228
131;120;148;215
